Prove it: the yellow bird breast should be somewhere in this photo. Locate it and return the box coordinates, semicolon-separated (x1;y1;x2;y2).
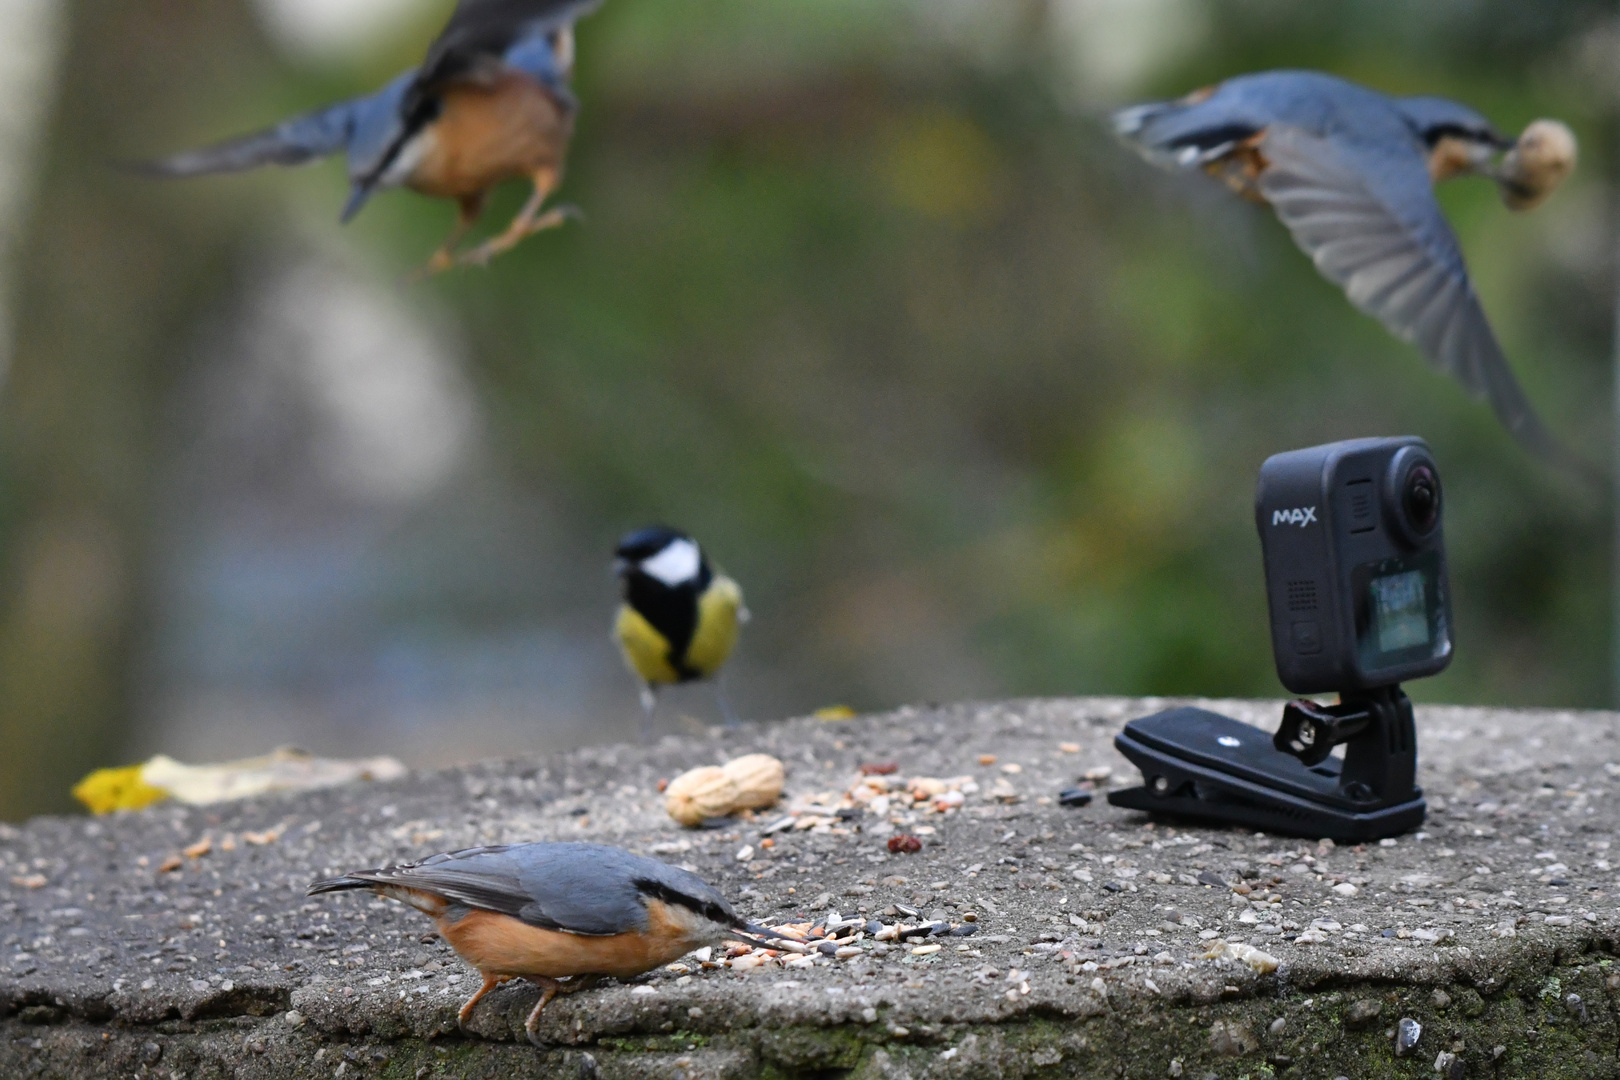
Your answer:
613;575;744;686
686;575;744;679
615;605;681;686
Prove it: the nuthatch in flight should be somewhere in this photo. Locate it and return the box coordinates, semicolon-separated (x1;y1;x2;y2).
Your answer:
145;0;603;275
613;527;748;740
309;842;778;1044
1114;70;1589;479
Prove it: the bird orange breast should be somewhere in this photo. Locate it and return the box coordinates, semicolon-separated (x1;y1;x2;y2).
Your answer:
408;73;572;200
436;899;714;981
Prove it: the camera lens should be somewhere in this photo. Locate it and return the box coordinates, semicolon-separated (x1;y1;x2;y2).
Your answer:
1402;464;1440;535
1383;446;1444;546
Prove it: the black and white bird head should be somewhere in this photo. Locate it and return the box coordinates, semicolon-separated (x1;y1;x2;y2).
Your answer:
614;526;711;596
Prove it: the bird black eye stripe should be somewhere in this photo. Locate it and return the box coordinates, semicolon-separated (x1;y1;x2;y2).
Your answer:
633;879;741;929
1415;122;1505;149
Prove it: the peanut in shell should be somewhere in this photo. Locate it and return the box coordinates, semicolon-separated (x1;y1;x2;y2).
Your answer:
664;754;785;827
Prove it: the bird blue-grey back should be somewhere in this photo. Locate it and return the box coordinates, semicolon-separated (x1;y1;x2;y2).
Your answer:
312;841;744;936
1114;70;1591;482
143;0;602;274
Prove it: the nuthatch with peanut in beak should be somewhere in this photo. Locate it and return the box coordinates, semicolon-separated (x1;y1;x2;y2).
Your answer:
143;0;602;275
1114;70;1594;483
310;842;781;1044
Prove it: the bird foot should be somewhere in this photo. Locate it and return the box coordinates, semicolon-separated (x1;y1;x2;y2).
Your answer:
409;247;460;283
522;975;598;1047
453;205;585;268
522;978;563;1048
456;973;513;1037
639;687;658;745
556;973;602;996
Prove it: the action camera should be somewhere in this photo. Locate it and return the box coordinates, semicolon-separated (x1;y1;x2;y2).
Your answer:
1257;437;1452;695
1109;437;1449;841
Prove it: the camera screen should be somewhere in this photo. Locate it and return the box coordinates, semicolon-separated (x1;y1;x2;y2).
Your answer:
1352;551;1447;672
1369;569;1430;652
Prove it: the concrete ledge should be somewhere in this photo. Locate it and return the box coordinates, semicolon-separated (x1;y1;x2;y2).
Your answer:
4;697;1620;1078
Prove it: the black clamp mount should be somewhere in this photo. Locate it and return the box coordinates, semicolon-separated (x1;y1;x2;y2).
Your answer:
1106;687;1424;841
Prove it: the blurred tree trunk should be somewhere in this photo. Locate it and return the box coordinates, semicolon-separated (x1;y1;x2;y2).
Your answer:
0;0;273;819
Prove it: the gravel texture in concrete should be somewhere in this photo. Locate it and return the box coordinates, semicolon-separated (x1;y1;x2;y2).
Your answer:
4;696;1620;1078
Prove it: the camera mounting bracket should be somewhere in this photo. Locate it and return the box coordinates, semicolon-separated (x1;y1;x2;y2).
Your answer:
1106;686;1424;841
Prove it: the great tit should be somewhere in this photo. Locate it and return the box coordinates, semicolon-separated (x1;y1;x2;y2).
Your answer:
613;527;747;738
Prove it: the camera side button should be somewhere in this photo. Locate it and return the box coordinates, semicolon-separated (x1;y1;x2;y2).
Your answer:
1291;620;1323;655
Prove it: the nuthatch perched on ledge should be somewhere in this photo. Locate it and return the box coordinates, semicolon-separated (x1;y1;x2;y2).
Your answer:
1114;70;1589;479
144;0;602;275
310;841;775;1044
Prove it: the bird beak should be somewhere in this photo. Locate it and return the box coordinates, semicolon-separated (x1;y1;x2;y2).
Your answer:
1427;133;1498;184
613;557;632;577
1495;119;1577;212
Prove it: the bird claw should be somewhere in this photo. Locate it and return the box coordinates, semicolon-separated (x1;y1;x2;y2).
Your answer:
557;974;601;996
407;249;459;283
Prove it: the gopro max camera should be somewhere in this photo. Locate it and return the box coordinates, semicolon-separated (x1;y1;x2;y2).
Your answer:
1256;436;1452;694
1109;436;1447;841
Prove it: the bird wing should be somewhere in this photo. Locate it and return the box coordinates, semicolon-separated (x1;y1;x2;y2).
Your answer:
1255;125;1592;478
500;32;577;106
507;843;743;934
311;846;588;928
140;100;363;177
340;73;416;184
416;0;603;90
140;75;414;194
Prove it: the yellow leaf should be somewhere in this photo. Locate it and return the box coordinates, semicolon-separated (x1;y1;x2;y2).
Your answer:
71;765;169;815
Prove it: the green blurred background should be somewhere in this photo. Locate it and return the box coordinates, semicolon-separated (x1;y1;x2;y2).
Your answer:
0;0;1613;819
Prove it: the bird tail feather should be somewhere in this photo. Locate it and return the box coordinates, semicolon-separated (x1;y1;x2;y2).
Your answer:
307;874;379;896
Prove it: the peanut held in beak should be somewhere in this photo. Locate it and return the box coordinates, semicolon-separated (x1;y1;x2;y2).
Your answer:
1498;119;1577;211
